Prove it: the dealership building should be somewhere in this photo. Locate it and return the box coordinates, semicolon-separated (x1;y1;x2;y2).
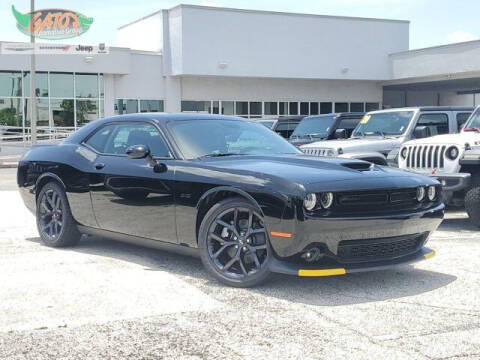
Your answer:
2;4;480;129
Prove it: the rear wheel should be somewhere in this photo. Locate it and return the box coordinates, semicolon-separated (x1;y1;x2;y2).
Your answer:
198;198;272;287
36;182;81;247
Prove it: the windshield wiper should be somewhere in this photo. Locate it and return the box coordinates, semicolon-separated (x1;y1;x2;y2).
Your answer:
198;152;244;159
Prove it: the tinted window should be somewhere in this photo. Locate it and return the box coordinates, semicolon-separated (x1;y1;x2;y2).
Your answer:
353;111;414;137
86;125;114;152
103;123;170;157
335;103;348;112
292;115;335;137
456;112;471;130
339;118;361;130
320;102;332;114
416;113;449;135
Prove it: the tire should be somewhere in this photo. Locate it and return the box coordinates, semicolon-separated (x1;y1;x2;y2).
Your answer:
465;186;480;228
198;197;272;287
36;181;82;247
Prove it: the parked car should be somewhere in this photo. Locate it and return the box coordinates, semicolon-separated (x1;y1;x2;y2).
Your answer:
272;116;305;138
18;113;443;287
398;106;480;226
301;107;474;165
257;119;277;129
289;113;364;147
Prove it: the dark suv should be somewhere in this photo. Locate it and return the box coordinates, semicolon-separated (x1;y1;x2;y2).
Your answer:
271;116;305;138
289;113;364;147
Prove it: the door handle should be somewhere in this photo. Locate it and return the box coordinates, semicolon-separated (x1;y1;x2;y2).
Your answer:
94;163;105;170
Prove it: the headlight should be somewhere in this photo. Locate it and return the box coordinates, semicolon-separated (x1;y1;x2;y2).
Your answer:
416;187;426;202
446;146;459;160
427;186;436;201
320;192;334;209
400;147;408;159
303;193;317;211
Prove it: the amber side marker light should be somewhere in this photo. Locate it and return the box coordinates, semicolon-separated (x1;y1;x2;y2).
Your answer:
298;268;346;277
270;231;292;238
424;250;436;260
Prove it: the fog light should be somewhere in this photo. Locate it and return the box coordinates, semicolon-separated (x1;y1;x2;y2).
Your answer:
320;192;334;209
300;247;324;263
304;193;317;211
428;186;436;201
416;187;426;202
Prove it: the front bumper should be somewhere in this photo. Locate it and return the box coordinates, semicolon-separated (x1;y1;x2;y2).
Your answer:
270;247;435;277
432;173;470;192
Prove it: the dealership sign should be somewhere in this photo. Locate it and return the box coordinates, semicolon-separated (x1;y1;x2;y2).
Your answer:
11;5;94;40
0;42;109;55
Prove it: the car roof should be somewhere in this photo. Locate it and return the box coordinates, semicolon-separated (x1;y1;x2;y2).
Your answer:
303;112;365;120
369;106;474;114
276;116;306;122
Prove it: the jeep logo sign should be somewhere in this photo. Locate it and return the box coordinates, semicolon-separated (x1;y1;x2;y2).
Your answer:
12;5;94;40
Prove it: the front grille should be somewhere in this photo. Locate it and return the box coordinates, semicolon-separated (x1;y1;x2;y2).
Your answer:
337;233;425;263
331;188;419;216
302;148;330;156
404;144;446;170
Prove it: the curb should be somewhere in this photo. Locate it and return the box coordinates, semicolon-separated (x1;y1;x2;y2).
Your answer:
0;162;18;169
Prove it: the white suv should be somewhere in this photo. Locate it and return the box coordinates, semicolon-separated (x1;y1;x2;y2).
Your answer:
398;106;480;226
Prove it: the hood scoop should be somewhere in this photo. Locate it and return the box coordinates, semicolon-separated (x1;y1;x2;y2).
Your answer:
341;162;375;172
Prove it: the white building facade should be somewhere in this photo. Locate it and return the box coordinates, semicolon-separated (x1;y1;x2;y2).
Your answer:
1;4;480;131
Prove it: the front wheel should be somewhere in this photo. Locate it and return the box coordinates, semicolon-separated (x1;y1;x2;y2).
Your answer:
36;182;82;247
465;187;480;227
198;197;272;287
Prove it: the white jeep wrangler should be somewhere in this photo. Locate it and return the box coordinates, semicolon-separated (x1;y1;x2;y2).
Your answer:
301;107;473;165
398;106;480;226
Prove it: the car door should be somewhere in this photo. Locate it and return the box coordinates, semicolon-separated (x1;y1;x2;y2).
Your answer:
84;121;177;243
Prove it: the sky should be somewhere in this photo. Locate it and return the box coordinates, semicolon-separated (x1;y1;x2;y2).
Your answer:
1;0;480;50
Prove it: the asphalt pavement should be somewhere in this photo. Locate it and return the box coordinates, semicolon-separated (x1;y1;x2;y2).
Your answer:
1;168;479;360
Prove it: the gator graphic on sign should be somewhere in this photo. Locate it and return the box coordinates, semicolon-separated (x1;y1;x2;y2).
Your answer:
12;5;93;40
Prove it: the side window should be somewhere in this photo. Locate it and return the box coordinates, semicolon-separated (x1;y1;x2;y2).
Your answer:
338;118;360;137
103;123;171;157
85;125;115;153
416;113;449;136
456;112;471;131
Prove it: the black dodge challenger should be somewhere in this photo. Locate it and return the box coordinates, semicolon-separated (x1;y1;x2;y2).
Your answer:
18;114;443;287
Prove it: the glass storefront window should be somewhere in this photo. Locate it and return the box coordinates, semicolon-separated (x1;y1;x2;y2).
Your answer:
310;102;319;115
181;101;210;112
289;102;298;115
320;102;332;114
350;102;365;112
212;101;219;114
140;100;164;113
76;99;99;126
23;72;49;97
50;73;74;98
235;102;248;116
264;102;278;116
50;99;74;127
0;72;22;97
116;99;138;115
0;98;23;127
25;98;49;127
250;102;262;116
366;102;380;111
99;74;104;98
300;102;309;115
76;73;98;98
279;102;288;115
221;101;234;115
335;103;349;113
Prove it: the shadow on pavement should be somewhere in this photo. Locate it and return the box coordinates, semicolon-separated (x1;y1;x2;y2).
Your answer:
25;235;457;307
438;216;479;232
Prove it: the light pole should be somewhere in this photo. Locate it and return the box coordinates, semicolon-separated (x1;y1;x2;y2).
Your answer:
29;0;37;145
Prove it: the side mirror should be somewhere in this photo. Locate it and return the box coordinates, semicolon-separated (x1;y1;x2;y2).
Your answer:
126;144;150;159
413;126;431;139
334;128;348;139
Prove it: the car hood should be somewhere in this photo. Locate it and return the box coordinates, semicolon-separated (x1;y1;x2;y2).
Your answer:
300;138;400;153
403;132;480;148
198;154;423;186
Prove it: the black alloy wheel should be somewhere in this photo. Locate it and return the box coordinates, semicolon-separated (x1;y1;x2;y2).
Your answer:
199;198;272;287
36;182;81;247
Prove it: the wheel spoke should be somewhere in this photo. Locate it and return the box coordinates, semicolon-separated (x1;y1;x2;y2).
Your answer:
46;192;55;208
233;208;239;232
213;242;236;259
254;244;267;250
238;256;248;275
41;200;51;214
222;256;237;271
54;221;59;235
41;220;53;231
216;219;239;237
209;232;228;243
55;194;61;210
251;252;261;269
247;210;253;229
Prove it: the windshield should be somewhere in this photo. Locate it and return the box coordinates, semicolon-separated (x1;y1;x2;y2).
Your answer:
463;109;480;130
291;115;335;137
259;120;275;129
352;111;414;137
168;119;301;159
